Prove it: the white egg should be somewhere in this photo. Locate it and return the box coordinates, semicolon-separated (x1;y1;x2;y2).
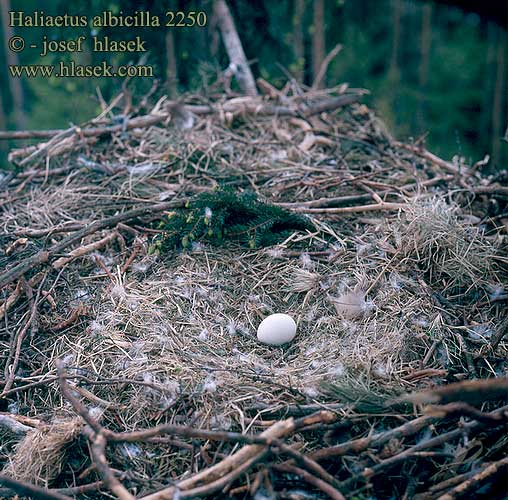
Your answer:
257;313;297;346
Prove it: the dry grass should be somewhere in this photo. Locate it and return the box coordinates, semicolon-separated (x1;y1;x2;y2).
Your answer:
0;85;506;496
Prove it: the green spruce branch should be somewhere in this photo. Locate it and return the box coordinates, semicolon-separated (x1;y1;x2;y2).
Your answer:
150;189;314;252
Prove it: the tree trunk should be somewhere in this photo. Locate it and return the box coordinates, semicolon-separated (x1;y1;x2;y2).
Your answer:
480;22;497;148
0;90;8;160
293;0;306;83
388;0;402;79
165;31;178;98
491;26;506;166
417;3;432;133
0;0;26;129
387;0;402;129
213;0;258;96
312;0;325;88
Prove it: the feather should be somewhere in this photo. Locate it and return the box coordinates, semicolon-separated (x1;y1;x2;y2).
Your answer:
329;289;370;319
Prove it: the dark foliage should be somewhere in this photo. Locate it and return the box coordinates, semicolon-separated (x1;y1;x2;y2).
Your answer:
152;188;314;251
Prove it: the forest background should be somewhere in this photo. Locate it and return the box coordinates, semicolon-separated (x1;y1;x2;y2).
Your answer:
0;0;507;169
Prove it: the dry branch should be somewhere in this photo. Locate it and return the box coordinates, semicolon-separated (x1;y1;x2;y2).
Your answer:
0;199;185;290
273;463;345;500
1;82;506;500
394;377;508;406
213;0;258;96
0;476;72;500
436;456;508;500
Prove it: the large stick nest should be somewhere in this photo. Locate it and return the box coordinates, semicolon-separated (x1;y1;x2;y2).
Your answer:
0;82;507;499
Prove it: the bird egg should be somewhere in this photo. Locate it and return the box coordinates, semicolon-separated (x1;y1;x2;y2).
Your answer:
257;313;296;346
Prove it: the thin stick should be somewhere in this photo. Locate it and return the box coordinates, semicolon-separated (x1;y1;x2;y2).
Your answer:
273;463;345;500
0;199;185;290
57;361;135;500
291;201;407;214
312;44;343;90
436;456;508;500
0;475;72;500
1;94;363;141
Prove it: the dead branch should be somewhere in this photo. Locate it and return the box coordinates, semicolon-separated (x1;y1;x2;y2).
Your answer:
424;402;508;424
213;0;257;96
0;414;33;435
0;199;185;290
491;314;508;349
2;274;46;395
52;232;118;269
57;361;135;499
88;431;135;500
277;442;343;490
312;43;343;90
337;403;508;491
2;93;363;152
0;272;44;321
0;475;72;500
393;141;472;176
273;463;345;500
310;414;436;461
436;456;508;500
49;304;88;332
291;201;408;214
57;357;340;500
14;223;87;238
393;377;508;406
53;481;105;496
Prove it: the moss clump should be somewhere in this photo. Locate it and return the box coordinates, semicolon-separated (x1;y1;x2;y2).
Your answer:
151;188;314;252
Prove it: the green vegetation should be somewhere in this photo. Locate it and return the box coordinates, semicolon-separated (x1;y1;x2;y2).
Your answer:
151;188;314;252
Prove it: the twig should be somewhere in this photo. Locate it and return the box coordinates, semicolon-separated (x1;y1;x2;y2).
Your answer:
490;315;508;350
436;456;508;500
0;272;44;322
310;414;436;461
52;232;118;269
57;361;135;500
139;413;336;500
273;464;345;500
49;304;88;332
277;443;343;490
54;481;105;495
391;377;508;406
87;431;135;500
0;475;72;500
0;414;33;434
14;223;87;238
0;199;186;290
120;239;143;274
137;419;296;499
424;402;508;425
312;44;343;90
337;404;508;491
291;201;407;214
393;141;471;176
2;274;46;395
1;94;363;142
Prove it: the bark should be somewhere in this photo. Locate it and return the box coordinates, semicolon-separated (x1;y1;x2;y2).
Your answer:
213;0;258;96
312;0;325;88
165;31;178;98
0;0;27;129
